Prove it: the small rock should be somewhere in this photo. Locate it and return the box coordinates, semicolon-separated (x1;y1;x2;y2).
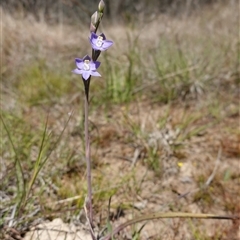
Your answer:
23;218;92;240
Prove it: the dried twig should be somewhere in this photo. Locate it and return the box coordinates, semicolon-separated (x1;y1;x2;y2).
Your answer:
205;147;222;187
101;212;239;240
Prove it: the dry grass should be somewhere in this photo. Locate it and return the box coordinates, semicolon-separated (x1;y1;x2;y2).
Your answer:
1;1;239;239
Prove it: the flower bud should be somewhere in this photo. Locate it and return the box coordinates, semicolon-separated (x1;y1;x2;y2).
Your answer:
91;11;100;27
90;22;96;33
98;0;105;13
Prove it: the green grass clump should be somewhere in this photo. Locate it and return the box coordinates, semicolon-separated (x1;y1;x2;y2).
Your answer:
0;109;71;223
16;60;72;105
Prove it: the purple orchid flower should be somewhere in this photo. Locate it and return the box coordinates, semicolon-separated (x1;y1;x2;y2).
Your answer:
72;55;101;80
89;32;113;51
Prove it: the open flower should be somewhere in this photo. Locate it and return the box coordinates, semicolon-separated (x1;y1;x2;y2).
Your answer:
89;32;113;51
72;55;101;80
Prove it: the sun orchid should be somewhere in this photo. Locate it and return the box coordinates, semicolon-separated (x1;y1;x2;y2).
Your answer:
71;1;113;233
72;55;101;80
89;32;113;51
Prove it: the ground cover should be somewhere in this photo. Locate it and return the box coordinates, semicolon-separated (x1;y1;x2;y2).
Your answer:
1;2;239;239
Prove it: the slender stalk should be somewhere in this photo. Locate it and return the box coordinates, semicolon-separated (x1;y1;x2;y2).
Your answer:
83;79;95;240
85;91;93;221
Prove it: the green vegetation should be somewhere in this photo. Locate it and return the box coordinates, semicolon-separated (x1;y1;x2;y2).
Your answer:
16;60;72;105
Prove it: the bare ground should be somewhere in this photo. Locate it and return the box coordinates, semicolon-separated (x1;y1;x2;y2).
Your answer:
4;93;238;240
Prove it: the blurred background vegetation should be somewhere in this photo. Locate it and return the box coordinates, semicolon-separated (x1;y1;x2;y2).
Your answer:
1;0;234;23
2;0;238;106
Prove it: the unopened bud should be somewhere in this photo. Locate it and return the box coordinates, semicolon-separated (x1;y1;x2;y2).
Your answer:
98;0;105;13
91;11;100;26
90;22;96;33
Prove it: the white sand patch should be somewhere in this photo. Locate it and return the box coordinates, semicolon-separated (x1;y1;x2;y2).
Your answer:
24;218;92;240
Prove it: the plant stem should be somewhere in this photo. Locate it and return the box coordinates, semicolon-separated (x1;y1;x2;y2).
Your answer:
83;79;94;237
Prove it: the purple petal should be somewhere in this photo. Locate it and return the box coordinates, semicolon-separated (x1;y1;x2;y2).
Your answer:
89;61;100;70
89;62;96;71
91;71;101;77
91;32;98;40
75;58;83;68
89;34;98;48
91;45;101;51
76;61;84;69
72;68;83;74
102;40;113;50
82;71;91;80
90;38;99;48
75;58;83;63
